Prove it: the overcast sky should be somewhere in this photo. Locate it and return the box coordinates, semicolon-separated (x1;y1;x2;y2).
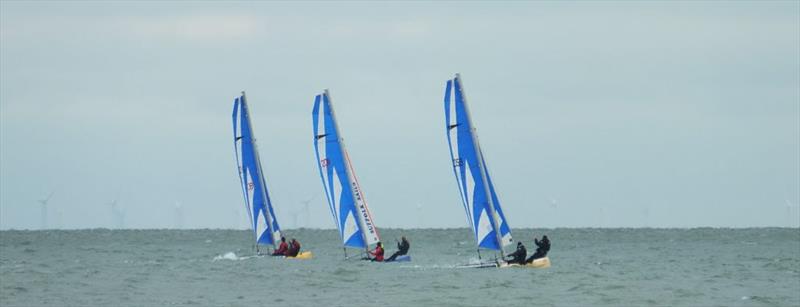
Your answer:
1;1;798;230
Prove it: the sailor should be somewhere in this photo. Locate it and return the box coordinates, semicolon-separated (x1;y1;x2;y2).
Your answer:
368;242;384;262
526;235;550;263
506;241;527;265
385;236;410;262
271;237;288;256
286;238;301;257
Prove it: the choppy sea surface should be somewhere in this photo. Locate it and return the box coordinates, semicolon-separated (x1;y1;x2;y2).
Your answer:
1;228;798;306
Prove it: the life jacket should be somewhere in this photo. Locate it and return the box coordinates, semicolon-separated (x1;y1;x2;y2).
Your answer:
274;242;288;255
372;246;384;261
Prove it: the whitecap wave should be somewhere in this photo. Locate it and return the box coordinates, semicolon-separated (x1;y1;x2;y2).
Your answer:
213;252;240;261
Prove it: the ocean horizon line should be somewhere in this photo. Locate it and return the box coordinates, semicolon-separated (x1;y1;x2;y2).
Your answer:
2;226;798;231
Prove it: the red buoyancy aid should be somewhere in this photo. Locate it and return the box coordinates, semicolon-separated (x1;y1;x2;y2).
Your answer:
276;242;288;254
371;246;384;262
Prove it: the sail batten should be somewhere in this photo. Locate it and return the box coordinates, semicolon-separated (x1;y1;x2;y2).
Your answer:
443;75;512;252
312;90;380;251
232;93;281;249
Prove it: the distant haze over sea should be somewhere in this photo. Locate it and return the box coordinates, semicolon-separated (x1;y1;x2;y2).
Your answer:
2;1;798;230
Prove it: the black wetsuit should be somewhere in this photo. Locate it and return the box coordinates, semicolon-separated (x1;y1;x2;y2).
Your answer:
385;239;410;262
507;245;527;265
526;237;550;263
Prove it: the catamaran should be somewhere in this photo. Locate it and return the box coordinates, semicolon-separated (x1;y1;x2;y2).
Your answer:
232;91;311;259
312;90;402;261
443;74;549;268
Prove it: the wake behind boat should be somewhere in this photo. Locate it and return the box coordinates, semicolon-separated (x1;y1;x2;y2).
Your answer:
232;92;312;260
443;74;549;269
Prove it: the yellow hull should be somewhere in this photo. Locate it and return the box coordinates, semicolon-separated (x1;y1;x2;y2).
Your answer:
499;257;551;269
286;251;313;260
527;256;551;268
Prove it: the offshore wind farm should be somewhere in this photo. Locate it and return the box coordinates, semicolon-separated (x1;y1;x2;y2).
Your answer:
1;1;799;306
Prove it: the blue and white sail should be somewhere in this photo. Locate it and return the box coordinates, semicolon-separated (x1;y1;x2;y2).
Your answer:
444;74;513;252
232;92;281;249
312;90;380;251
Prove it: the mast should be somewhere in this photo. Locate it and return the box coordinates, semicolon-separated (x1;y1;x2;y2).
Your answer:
234;94;256;251
241;91;279;251
324;90;372;255
455;74;506;255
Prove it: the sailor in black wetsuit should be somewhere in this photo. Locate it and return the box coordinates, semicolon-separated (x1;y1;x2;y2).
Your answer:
385;236;410;262
506;241;527;265
526;235;550;263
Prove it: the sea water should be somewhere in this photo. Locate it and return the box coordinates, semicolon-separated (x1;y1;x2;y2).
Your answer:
1;228;798;306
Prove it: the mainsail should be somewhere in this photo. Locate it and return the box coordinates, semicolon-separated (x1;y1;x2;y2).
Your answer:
232;92;282;250
444;74;513;253
312;90;380;252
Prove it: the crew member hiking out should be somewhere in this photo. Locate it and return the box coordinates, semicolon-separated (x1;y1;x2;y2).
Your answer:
385;236;410;262
526;235;550;263
506;241;527;265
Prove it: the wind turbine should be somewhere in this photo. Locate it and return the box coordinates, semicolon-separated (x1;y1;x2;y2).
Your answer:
785;199;799;227
174;201;184;229
599;206;607;228
233;207;249;230
416;202;424;228
110;199;125;229
290;210;300;229
293;194;317;229
37;192;54;230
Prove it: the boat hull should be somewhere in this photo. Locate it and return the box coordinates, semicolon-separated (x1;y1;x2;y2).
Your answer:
498;257;551;269
387;255;411;262
458;262;501;269
286;251;313;260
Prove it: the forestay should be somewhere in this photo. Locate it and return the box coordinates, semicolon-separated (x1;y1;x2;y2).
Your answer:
443;74;513;252
312;90;380;251
232;92;282;249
